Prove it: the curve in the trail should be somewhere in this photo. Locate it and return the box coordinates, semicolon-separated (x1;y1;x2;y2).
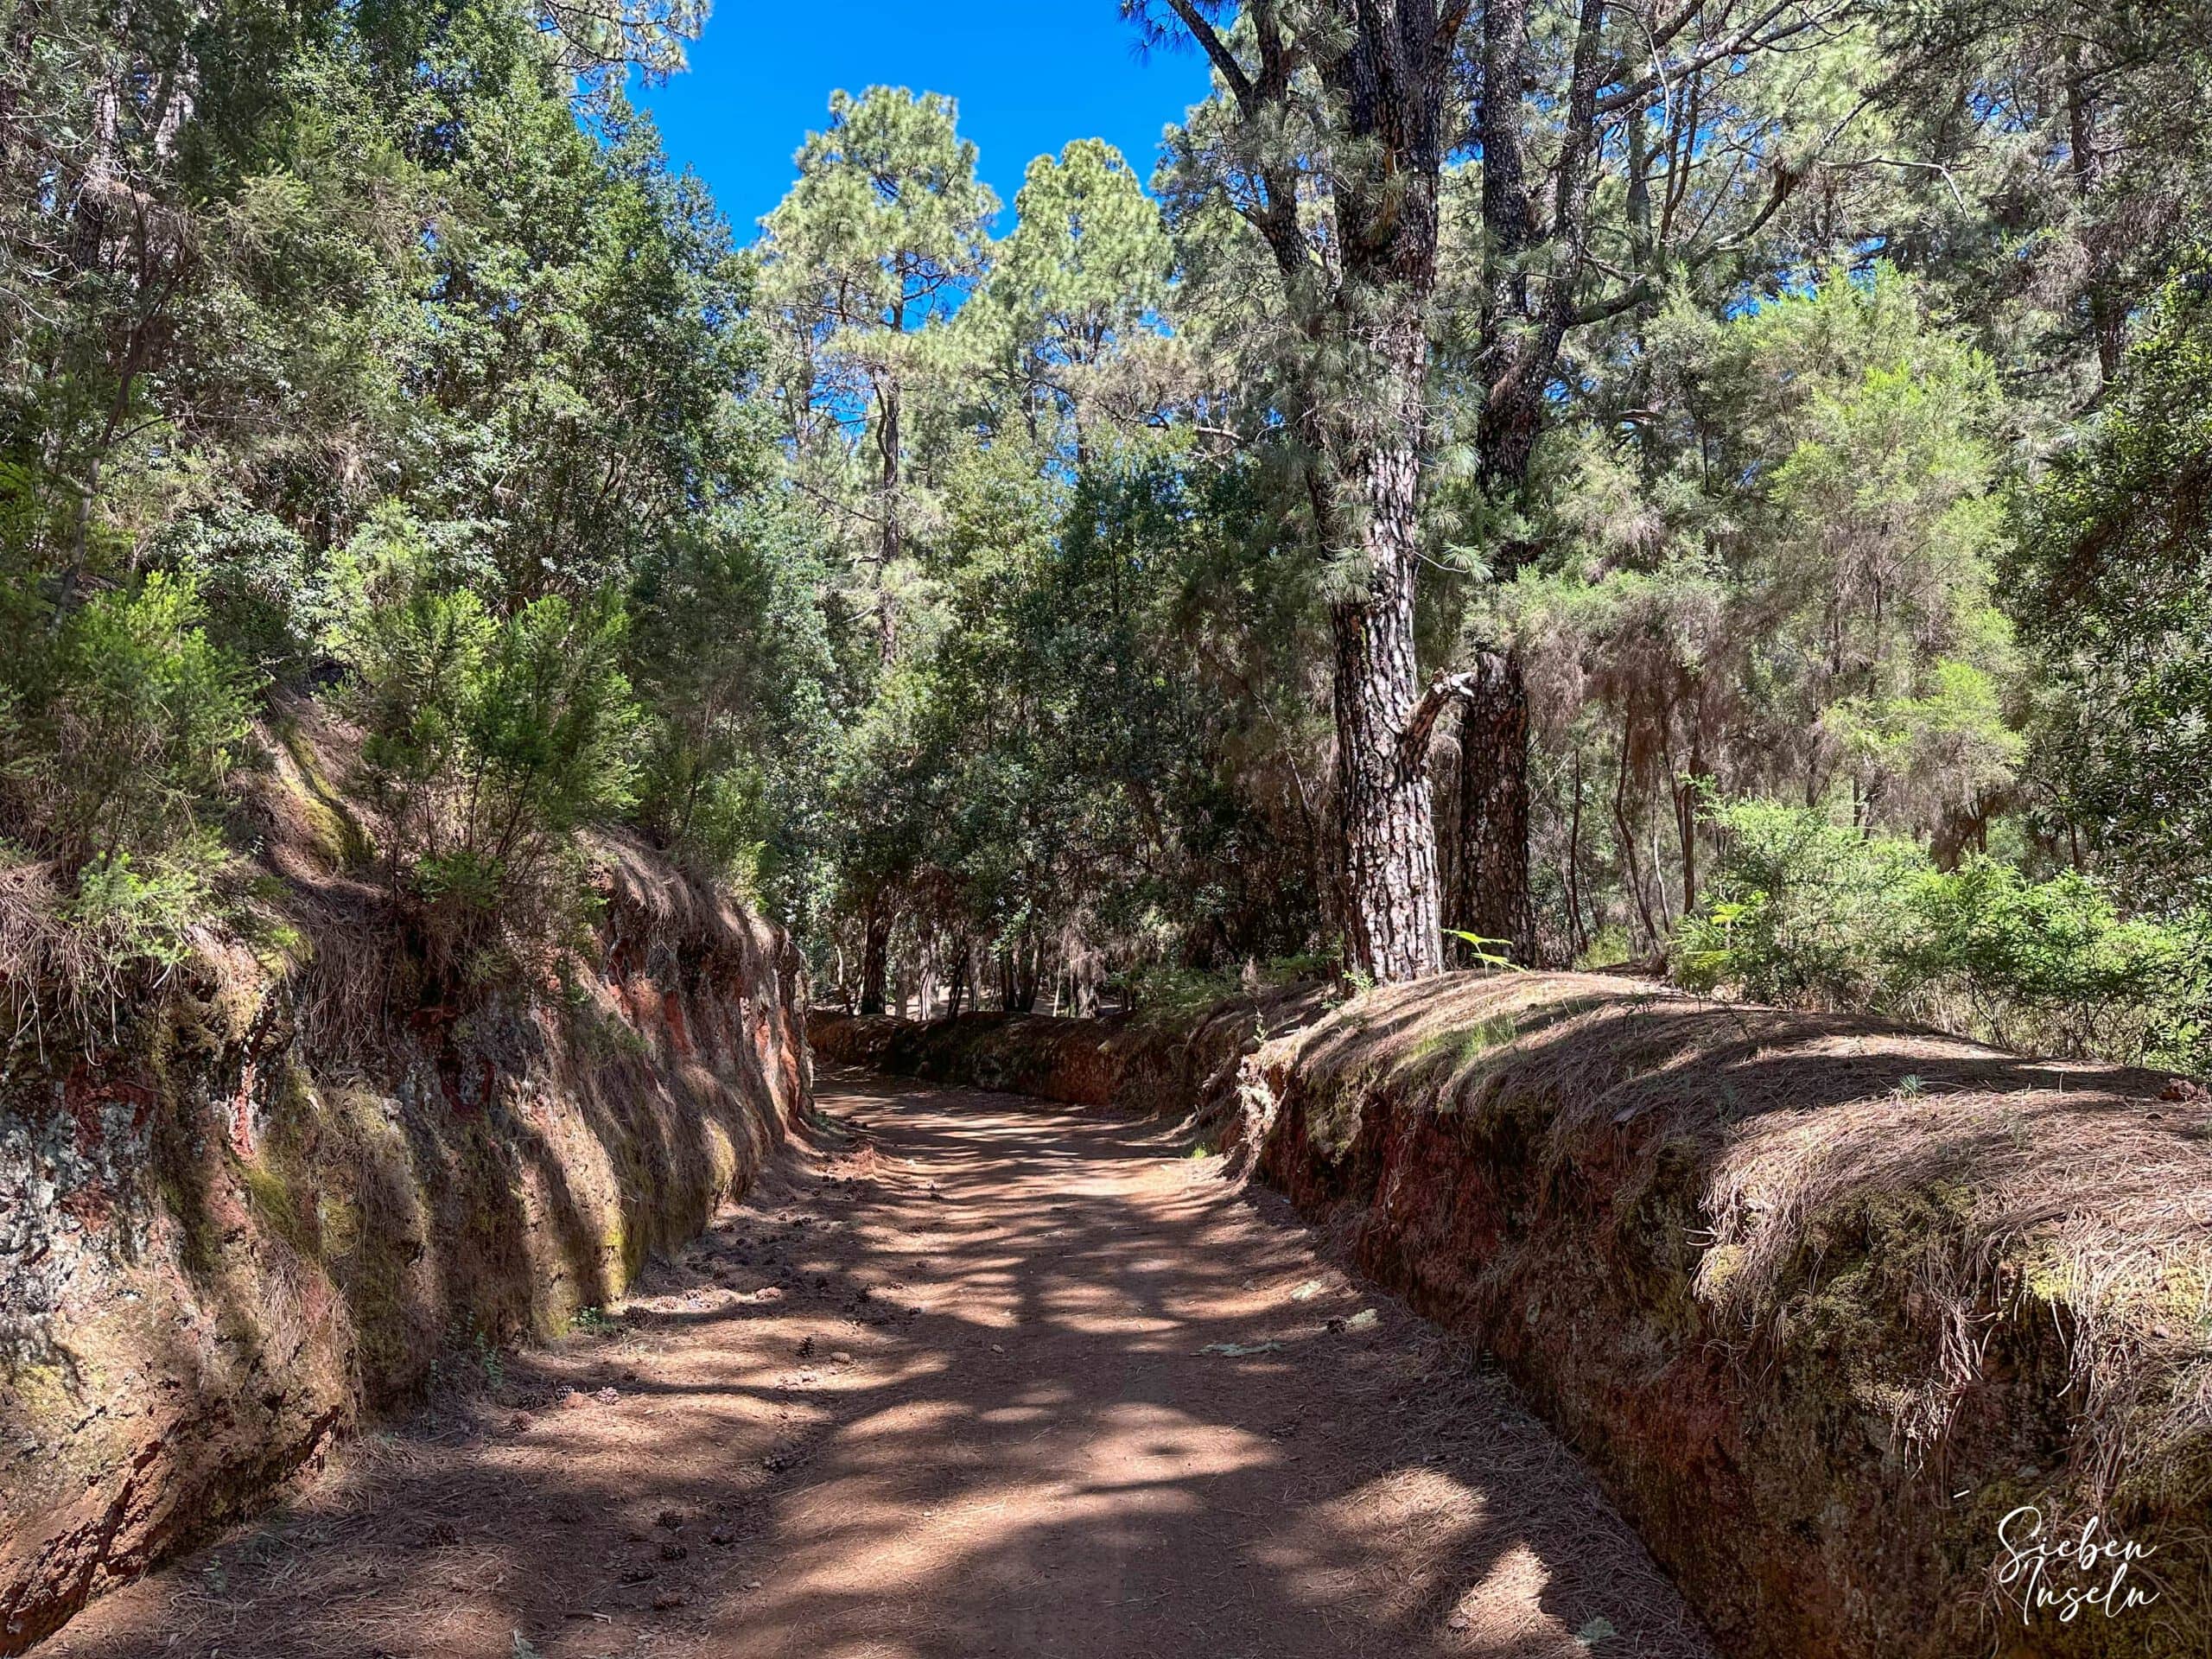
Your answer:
44;1072;1710;1659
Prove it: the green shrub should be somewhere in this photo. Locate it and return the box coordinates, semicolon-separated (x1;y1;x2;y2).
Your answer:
330;512;639;977
144;502;319;677
64;832;233;969
1115;962;1240;1020
633;748;769;900
1;573;256;875
0;575;254;1027
1673;802;1928;1011
1676;799;2211;1071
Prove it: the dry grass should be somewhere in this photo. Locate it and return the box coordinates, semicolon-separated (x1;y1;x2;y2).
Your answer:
1251;971;2212;1656
1281;974;2212;1497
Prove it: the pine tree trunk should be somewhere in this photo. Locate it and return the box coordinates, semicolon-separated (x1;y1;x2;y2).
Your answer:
874;377;901;664
1450;662;1534;966
1329;308;1444;985
1013;929;1040;1012
1165;0;1462;987
858;904;891;1016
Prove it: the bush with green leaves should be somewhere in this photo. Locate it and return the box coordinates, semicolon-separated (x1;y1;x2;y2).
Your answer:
2013;260;2212;912
1676;799;2210;1071
3;0;810;1028
330;515;639;977
0;573;256;1021
626;504;840;911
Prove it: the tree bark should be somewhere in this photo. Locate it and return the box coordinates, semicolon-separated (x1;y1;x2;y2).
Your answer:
1449;662;1533;966
1453;0;1626;971
1312;3;1465;984
1328;314;1446;982
945;941;969;1020
858;902;891;1016
874;374;901;664
1140;2;1469;985
1013;928;1041;1012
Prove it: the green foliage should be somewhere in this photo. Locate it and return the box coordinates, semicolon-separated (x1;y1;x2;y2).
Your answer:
1673;801;1932;1009
332;517;639;972
761;87;996;338
0;0;830;1027
1114;963;1242;1022
65;835;234;971
144;504;320;677
1678;800;2210;1071
2014;261;2212;911
811;421;1327;1007
965;139;1170;442
1505;267;2019;963
627;502;840;912
0;573;251;1018
758;86;999;673
4;0;2209;1067
0;573;254;879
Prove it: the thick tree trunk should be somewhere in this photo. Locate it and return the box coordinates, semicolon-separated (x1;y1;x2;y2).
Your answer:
1453;0;1601;972
1329;312;1445;985
1012;929;1041;1013
1449;662;1534;967
1164;0;1460;987
916;945;938;1023
858;903;891;1016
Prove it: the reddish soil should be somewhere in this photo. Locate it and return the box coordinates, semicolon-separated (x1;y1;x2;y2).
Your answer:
41;1071;1709;1659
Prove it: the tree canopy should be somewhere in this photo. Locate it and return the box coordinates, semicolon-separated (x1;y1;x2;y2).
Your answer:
6;0;2212;1068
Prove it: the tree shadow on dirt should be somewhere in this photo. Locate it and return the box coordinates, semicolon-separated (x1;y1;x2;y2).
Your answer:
47;1069;1711;1659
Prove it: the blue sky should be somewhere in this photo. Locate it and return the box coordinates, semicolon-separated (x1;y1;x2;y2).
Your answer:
633;3;1215;237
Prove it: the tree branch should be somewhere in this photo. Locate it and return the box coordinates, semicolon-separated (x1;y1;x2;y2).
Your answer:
1595;3;1824;118
1151;0;1255;108
1398;654;1507;778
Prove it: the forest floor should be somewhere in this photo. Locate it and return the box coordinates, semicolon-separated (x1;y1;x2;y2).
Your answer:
47;1071;1711;1659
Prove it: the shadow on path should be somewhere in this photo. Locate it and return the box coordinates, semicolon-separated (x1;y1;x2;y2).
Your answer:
46;1069;1712;1659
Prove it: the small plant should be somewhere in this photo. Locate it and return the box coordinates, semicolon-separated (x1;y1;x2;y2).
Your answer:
328;510;640;985
472;1326;505;1389
0;575;256;1039
1445;928;1526;972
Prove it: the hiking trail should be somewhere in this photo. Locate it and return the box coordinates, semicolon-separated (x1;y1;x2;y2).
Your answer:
49;1071;1710;1659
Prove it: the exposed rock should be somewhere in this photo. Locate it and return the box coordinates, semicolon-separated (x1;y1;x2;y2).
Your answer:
0;828;809;1653
824;970;2212;1659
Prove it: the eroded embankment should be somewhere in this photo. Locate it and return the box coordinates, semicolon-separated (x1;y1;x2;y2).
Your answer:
0;833;809;1653
811;972;2212;1659
809;988;1321;1121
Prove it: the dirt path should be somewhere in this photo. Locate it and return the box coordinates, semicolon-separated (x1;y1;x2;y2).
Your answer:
49;1071;1712;1659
